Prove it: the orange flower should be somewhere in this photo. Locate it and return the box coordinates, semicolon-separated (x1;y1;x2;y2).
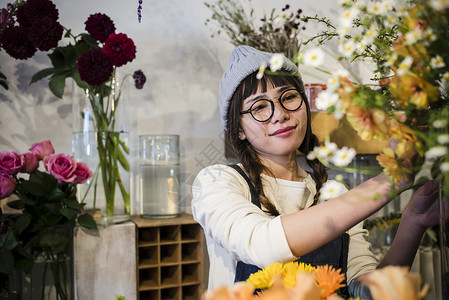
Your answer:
376;148;412;184
345;106;389;141
358;266;427;300
314;265;345;299
390;72;440;109
388;119;424;158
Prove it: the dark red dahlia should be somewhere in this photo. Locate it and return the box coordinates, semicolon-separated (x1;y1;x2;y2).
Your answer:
0;26;37;59
133;70;146;89
103;33;136;67
77;48;114;86
28;17;63;51
22;0;59;25
15;4;31;28
85;13;116;43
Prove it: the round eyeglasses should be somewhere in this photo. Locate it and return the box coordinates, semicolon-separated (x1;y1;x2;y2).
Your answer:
240;88;304;122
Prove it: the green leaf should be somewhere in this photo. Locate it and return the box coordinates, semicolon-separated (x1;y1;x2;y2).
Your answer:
45;203;60;214
0;249;14;274
30;68;56;84
20;181;46;196
77;213;98;230
48;48;66;70
0;80;8;90
15;213;32;234
60;208;77;220
7;199;24;210
14;256;34;274
65;199;84;210
0;229;18;250
117;148;130;172
49;187;65;201
49;74;67;98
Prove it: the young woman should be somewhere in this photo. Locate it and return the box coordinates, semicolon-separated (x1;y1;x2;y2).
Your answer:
191;45;440;298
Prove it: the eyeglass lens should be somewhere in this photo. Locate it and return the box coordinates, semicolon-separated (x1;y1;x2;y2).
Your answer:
249;89;303;122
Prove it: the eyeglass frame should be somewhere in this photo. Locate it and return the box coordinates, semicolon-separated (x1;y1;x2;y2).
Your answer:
239;88;305;122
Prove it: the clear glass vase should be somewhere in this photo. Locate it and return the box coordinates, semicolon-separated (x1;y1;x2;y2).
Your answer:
71;72;131;225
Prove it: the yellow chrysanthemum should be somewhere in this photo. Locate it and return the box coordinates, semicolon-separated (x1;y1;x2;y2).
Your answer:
314;265;345;299
390;72;440;109
376;148;412;185
345;106;389;141
247;262;284;289
282;262;316;289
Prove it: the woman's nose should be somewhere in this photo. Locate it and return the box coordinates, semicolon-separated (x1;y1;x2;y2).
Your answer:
271;101;290;123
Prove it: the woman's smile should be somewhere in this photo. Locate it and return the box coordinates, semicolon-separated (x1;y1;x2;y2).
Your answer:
269;125;296;137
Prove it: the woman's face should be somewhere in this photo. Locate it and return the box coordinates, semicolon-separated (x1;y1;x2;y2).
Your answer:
239;83;308;160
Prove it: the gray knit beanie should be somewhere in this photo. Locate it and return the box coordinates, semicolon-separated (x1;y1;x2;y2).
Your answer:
218;45;299;130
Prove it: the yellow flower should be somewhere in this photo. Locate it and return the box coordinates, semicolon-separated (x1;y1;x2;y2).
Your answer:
282;262;316;289
247;262;284;289
390;72;440;109
388;119;424;158
345;106;389;141
376;148;412;184
314;265;345;299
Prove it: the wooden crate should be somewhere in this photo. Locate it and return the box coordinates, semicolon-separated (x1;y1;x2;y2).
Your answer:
131;214;205;300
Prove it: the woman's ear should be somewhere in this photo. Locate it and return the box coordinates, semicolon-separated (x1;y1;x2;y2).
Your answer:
238;129;246;140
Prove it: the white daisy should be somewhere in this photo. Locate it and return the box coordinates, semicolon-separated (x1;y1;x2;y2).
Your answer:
332;147;357;167
404;29;423;45
425;146;448;161
319;181;347;201
317;141;339;161
437;134;449;144
339;7;359;26
429;0;449;11
430;55;446;69
441;162;449;172
384;52;397;67
367;2;383;14
256;62;267;80
433;119;448;128
315;90;339;111
303;47;325;67
339;40;357;57
337;24;352;37
333;101;346;120
269;54;284;72
364;26;378;44
397;56;413;76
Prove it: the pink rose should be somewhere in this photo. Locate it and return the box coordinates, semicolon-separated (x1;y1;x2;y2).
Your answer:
44;153;77;183
29;140;55;160
0;151;24;175
72;162;93;184
21;152;39;173
0;173;16;200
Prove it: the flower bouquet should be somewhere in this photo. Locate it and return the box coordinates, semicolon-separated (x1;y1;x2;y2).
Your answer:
0;0;147;224
0;140;96;299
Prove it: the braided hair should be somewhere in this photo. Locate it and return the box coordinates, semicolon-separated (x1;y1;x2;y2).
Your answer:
225;71;327;216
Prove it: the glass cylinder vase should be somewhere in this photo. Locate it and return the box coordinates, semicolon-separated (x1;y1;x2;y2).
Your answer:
139;134;181;219
72;71;131;225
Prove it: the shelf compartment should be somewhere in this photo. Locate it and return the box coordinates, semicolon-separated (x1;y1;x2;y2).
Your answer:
182;284;202;300
139;227;158;245
139;289;160;300
161;287;181;300
139;246;158;267
181;224;202;241
160;265;181;286
139;267;160;289
160;244;180;264
181;242;200;262
182;263;199;284
160;225;180;243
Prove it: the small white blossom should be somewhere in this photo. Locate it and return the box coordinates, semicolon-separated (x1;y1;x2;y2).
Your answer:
256;62;267;80
384;53;397;67
430;55;446;69
273;10;292;29
380;0;394;12
332;147;357;167
425;146;448;161
429;0;449;11
339;7;360;26
404;29;423;45
303;48;325;67
333;101;345;120
364;26;378;44
356;40;368;54
437;134;449;144
337;24;351;37
317;142;339;161
306;151;317;160
315;90;339;111
441;162;449;172
269;54;284;72
433;119;448;128
339;40;357;57
424;29;437;44
319;181;347;201
367;2;383;14
384;15;397;26
397;56;413;76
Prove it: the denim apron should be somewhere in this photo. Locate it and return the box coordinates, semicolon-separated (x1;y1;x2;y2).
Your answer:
229;164;349;297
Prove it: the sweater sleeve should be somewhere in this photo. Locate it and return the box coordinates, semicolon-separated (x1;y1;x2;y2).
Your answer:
191;164;297;268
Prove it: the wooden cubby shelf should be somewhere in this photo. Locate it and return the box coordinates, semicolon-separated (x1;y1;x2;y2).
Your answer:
132;214;205;300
